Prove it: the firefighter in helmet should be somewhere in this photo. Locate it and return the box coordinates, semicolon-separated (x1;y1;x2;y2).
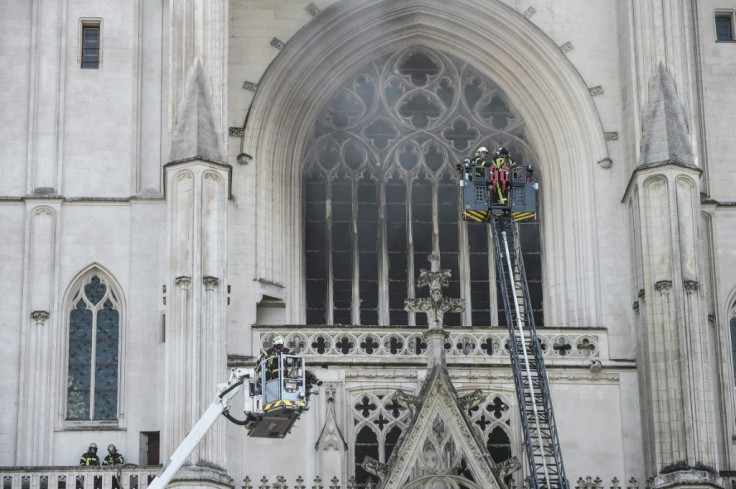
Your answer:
489;147;516;205
80;443;100;466
472;146;489;167
103;444;124;465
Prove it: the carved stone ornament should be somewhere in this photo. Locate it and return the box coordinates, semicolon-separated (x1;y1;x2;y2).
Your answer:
391;389;420;418
589;359;603;373
203;276;220;290
604;132;619;140
457;389;484;411
31;310;49;326
271;37;285;50
229;127;244;137
589;85;604;96
404;254;465;323
633;300;639;312
361;456;389;480
638;289;645;299
523;7;537;18
492;456;522;480
654;280;672;292
683;280;699;293
306;2;321;17
597;157;613;169
560;41;574;54
242;81;258;92
175;276;192;289
237;153;253;165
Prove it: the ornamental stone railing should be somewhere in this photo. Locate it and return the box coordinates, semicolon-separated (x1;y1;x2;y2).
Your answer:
248;326;605;366
0;466;158;489
237;474;647;489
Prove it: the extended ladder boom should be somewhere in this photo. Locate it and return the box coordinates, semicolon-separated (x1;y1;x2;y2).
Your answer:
491;216;569;489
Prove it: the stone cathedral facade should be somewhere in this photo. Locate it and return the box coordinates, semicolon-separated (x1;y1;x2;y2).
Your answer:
2;1;736;489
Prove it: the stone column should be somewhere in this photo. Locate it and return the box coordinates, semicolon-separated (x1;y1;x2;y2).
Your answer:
16;203;60;465
163;59;231;484
626;64;720;488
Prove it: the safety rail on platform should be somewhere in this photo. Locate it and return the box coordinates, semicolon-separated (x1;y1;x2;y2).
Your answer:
1;467;159;489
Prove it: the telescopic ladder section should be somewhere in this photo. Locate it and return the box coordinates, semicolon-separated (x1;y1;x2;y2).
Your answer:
491;216;569;489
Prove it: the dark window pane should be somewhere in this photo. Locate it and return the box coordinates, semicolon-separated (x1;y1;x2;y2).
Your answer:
332;181;351;202
412;223;432;252
386;183;406;202
716;15;734;41
385;426;402;460
67;301;93;420
358;202;378;222
332;223;352;250
487;426;512;463
81;25;100;69
305;222;326;251
306;181;326;202
355;427;379;484
333;252;352;279
332;202;352;222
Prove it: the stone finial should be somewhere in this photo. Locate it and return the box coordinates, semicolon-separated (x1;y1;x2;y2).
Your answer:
404;253;465;324
169;58;227;165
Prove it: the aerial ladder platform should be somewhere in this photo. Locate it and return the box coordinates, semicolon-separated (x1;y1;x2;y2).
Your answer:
460;150;569;489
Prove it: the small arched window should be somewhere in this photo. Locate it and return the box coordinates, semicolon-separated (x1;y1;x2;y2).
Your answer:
66;274;121;420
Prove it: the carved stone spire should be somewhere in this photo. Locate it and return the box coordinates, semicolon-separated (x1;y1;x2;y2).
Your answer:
639;63;694;168
404;253;465;366
169;58;227;165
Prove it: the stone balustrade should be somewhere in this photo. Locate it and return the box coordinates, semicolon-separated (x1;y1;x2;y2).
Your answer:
249;326;606;366
0;467;158;489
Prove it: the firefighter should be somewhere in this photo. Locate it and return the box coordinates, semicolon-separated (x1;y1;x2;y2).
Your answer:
261;335;289;381
489;147;516;205
260;335;321;399
79;443;100;466
471;146;489;167
103;444;124;465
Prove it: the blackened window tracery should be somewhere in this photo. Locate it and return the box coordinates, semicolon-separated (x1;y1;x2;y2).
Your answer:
304;46;543;326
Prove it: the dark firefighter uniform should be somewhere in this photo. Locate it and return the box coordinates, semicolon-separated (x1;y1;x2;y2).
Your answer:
80;448;100;466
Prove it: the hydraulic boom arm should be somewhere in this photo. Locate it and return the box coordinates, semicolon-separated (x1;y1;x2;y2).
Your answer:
147;368;255;489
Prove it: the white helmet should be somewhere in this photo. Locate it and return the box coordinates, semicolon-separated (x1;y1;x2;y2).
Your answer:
272;335;284;346
477;147;488;153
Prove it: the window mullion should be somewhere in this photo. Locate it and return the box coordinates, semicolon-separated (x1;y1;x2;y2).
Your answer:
378;181;389;325
406;181;415;326
351;179;360;325
459;220;473;326
327;183;335;326
488;224;498;326
89;303;98;420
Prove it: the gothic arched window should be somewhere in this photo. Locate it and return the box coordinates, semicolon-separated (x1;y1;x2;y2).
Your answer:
352;393;410;484
66;274;121;420
304;46;542;326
